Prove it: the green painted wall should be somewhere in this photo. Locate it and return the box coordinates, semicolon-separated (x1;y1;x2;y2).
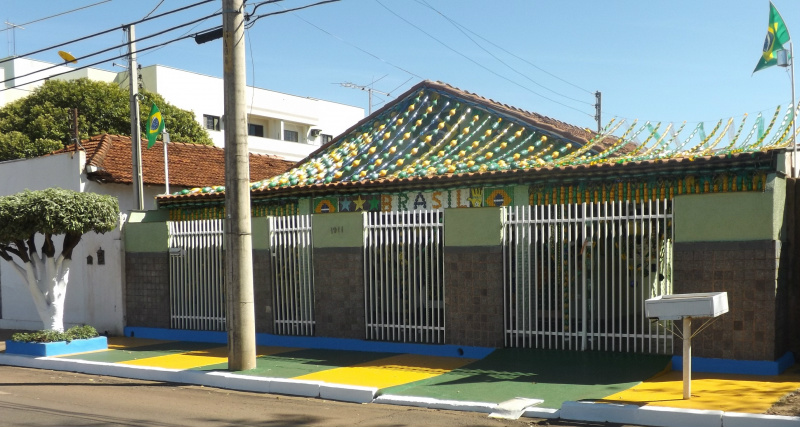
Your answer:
312;212;364;248
674;176;785;242
252;217;270;250
513;184;529;207
125;221;168;252
444;207;503;247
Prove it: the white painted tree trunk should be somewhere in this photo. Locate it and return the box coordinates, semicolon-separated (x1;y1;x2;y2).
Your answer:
11;253;71;332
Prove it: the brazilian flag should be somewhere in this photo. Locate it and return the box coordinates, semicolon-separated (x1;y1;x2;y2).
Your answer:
146;102;164;148
754;2;791;73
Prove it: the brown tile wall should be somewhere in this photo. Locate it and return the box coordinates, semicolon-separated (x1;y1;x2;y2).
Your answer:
253;249;274;334
444;246;504;348
313;247;365;339
125;252;170;328
673;240;788;361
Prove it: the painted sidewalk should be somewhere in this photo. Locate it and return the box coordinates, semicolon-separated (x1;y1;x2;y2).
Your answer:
55;337;800;412
3;335;800;425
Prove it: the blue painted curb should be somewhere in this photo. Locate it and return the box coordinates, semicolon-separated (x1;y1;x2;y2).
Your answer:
672;351;795;376
5;336;108;357
124;327;494;359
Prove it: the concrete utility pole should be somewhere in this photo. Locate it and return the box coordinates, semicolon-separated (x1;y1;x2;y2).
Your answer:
126;24;144;211
222;0;256;371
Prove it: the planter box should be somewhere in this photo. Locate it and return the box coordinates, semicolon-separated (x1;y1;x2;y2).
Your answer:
4;336;108;357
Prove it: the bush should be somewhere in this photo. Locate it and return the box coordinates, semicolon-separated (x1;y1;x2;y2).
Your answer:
11;325;99;343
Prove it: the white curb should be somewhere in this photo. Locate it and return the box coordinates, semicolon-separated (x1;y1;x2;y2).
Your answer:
722;411;800;427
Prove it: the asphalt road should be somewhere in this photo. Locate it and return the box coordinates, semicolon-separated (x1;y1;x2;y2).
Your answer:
0;365;650;427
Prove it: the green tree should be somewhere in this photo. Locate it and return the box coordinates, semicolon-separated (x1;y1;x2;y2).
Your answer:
0;78;212;161
0;188;120;331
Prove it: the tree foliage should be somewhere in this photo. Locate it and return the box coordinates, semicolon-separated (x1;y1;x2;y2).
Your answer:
0;78;212;161
0;188;120;261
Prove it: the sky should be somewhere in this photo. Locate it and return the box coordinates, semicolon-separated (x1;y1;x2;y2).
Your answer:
3;0;800;135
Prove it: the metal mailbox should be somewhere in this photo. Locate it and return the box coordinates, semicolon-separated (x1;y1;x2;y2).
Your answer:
645;292;728;320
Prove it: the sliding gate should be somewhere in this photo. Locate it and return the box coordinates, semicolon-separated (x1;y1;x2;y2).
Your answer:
503;200;673;354
364;210;445;344
168;219;225;331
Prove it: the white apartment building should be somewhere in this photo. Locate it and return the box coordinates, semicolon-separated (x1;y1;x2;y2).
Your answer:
0;57;364;161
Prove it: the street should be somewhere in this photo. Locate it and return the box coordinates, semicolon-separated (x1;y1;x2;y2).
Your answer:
0;365;645;427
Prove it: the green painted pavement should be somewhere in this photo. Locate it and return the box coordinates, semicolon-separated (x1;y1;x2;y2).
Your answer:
194;349;401;378
380;349;671;409
58;341;220;364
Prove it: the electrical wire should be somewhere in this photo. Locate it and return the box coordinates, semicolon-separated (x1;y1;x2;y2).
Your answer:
0;0;113;33
375;0;592;118
246;0;341;29
416;0;592;106
248;0;285;16
0;30;203;94
283;4;424;80
142;0;166;20
0;0;216;66
0;12;222;88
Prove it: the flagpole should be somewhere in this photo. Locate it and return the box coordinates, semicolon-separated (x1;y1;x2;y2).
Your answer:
163;130;170;195
791;42;797;178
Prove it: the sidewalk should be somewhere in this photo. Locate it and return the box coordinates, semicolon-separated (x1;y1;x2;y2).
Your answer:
2;329;800;426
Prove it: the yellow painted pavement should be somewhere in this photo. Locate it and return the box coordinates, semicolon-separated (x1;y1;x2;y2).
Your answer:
294;354;476;389
120;346;299;370
602;369;800;414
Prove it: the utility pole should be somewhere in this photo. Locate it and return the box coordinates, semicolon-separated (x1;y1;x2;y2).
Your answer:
125;24;144;211
594;91;602;133
222;0;256;371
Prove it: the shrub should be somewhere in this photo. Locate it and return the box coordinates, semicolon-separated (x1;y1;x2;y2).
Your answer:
11;325;99;343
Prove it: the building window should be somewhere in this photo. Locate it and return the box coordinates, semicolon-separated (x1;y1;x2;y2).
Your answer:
284;130;299;142
321;134;333;144
248;124;264;137
204;115;220;131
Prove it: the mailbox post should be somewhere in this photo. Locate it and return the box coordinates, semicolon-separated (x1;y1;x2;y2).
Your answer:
645;292;729;399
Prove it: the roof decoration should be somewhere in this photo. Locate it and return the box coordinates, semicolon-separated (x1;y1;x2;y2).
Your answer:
167;80;797;197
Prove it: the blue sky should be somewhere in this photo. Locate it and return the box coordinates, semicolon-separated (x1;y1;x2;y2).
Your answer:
3;0;799;133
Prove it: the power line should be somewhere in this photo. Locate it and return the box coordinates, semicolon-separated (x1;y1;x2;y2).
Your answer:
0;0;112;33
374;0;593;118
0;12;221;88
283;4;423;80
0;28;208;94
142;0;166;20
414;0;594;96
0;0;216;66
416;0;592;106
246;0;341;29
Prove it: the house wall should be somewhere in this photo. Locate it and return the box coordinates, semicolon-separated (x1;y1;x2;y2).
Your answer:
125;172;797;362
672;174;790;361
0;152;126;334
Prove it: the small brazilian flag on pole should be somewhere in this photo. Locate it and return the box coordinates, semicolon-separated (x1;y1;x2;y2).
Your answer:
146;102;164;149
754;2;791;73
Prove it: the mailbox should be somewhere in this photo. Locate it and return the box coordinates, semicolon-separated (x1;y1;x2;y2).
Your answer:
645;291;729;400
645;292;728;321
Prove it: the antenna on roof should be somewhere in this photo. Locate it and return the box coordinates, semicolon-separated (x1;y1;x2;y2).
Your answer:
337;80;391;115
4;21;24;57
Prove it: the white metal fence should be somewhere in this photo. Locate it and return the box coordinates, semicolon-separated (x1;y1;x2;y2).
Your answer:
269;214;315;336
168;219;226;331
503;200;674;354
364;210;445;344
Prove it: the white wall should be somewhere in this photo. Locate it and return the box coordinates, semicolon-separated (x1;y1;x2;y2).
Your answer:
139;65;363;161
0;152;126;334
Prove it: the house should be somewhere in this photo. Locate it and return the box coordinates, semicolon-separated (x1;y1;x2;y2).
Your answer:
126;80;800;371
0;57;364;161
0;134;294;334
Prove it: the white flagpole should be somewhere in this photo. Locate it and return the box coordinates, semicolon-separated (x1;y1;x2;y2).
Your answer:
791;43;797;178
163;130;170;195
